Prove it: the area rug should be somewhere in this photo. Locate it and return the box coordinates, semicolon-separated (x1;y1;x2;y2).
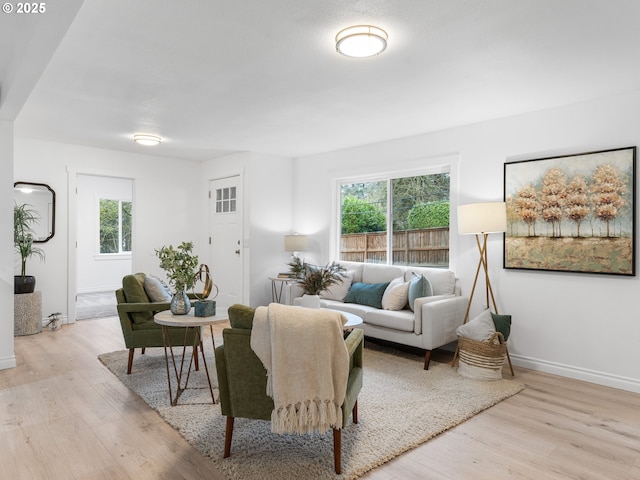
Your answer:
99;344;524;480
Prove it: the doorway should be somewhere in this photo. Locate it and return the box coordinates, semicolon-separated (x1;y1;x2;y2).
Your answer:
76;174;133;319
209;175;243;309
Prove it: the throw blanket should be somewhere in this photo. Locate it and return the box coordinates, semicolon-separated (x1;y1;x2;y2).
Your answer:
250;303;349;435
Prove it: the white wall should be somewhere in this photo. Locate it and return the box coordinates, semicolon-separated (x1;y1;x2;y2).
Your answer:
294;90;640;393
14;138;204;322
76;174;133;293
202;152;293;308
0;120;16;369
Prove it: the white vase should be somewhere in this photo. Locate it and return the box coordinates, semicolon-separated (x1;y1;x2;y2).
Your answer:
301;294;321;309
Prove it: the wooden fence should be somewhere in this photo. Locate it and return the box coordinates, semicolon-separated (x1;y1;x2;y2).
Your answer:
340;227;449;267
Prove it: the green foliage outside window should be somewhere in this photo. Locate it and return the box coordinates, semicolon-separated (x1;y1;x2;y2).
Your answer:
341;196;387;234
100;199;132;254
407;201;450;229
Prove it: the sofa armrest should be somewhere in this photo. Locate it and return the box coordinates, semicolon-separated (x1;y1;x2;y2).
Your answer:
416;295;468;349
283;283;304;305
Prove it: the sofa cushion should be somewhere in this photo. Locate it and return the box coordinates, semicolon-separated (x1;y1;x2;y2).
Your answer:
335;261;365;283
491;312;512;341
362;264;404;284
407;273;433;312
143;276;172;302
381;276;409;311
456;309;495;341
404;267;456;296
344;282;390;309
122;273;153;324
365;309;415;332
320;270;354;301
229;304;256;329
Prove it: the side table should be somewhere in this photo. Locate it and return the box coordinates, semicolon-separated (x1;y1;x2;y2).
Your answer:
269;276;295;304
14;291;42;336
154;308;228;406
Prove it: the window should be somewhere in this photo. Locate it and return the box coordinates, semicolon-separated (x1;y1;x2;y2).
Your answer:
215;186;236;213
338;170;450;267
99;199;132;254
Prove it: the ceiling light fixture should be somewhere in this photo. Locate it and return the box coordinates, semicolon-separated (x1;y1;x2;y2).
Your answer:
336;25;388;58
133;134;162;146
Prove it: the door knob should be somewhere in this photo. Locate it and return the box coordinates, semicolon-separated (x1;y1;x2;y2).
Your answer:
235;249;240;255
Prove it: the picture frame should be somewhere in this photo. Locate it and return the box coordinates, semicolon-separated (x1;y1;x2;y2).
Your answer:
504;146;636;276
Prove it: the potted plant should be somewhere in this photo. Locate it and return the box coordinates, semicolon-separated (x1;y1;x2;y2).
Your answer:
155;241;199;314
14;203;45;294
288;257;346;308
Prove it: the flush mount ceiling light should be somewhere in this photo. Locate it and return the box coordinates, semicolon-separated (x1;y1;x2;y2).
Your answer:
133;134;162;146
336;25;388;58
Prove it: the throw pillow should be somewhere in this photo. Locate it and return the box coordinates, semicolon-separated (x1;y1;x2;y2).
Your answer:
407;273;433;312
143;276;172;302
344;282;390;309
491;312;512;341
122;273;152;324
456;309;496;341
381;276;410;310
321;270;354;301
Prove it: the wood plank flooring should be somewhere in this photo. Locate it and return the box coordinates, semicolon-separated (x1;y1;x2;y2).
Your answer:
1;317;638;479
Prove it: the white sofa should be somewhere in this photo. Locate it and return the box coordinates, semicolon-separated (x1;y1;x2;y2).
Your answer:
287;261;468;369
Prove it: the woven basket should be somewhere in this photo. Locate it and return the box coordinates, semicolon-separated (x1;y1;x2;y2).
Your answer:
458;332;506;370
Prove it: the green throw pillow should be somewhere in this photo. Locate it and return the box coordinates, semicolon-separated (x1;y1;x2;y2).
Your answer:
344;282;390;309
407;273;433;312
122;273;153;324
491;312;512;341
229;304;256;329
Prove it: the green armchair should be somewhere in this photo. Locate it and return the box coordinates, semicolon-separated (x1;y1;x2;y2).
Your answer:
214;304;364;474
115;273;200;374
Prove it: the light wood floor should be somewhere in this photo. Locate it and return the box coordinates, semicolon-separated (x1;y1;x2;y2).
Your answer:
1;317;638;480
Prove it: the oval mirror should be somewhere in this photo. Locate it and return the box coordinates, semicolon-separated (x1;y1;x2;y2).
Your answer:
14;181;56;243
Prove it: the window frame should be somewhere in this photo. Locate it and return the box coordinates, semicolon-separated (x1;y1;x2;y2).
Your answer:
333;164;453;267
97;197;132;256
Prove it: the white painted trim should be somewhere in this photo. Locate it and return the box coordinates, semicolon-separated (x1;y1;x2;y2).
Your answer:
511;354;640;394
0;355;17;370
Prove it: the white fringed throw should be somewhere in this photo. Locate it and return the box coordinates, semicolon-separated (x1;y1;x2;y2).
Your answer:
250;303;349;435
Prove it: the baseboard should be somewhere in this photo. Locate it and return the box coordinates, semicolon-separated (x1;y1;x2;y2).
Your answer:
0;354;17;370
511;354;640;394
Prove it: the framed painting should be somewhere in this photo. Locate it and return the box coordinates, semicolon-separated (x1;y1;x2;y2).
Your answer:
504;146;636;276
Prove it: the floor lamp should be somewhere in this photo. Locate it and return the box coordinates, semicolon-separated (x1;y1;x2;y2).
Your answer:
453;202;513;374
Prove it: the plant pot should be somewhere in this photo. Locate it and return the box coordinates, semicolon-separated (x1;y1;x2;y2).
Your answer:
14;275;36;294
301;294;321;309
170;289;191;315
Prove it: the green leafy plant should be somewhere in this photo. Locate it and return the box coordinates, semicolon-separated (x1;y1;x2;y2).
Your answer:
155;241;199;292
14;203;45;278
288;256;346;295
407;201;450;229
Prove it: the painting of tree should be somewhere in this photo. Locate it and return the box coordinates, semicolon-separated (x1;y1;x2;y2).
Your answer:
503;147;635;275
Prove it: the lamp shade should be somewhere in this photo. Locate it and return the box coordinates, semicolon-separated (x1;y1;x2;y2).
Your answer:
458;202;507;235
284;234;308;252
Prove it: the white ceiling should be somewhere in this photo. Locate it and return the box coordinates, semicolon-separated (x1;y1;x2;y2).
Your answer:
4;0;640;161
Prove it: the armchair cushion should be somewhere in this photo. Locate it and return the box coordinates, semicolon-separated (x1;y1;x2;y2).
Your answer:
122;273;153;324
143;276;172;302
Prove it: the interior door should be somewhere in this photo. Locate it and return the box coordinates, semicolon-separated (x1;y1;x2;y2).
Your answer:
209;176;243;309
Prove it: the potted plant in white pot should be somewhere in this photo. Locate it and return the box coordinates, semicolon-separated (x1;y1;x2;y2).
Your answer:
288;256;346;308
14;203;45;294
155;241;199;314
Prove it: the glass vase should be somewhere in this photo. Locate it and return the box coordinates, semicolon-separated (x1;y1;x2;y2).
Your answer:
170;289;191;315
